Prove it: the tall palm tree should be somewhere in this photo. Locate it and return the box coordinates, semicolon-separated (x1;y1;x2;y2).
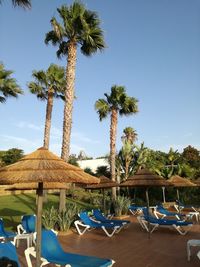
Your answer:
0;63;23;103
45;1;105;211
95;85;138;199
121;127;138;144
0;0;31;8
28;64;65;149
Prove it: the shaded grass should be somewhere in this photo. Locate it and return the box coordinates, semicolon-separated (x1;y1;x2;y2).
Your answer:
0;193;95;231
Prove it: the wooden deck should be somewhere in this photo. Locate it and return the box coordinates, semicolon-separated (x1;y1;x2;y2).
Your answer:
17;216;200;267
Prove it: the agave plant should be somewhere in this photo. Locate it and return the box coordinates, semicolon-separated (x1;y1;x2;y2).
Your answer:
113;196;131;216
57;203;80;232
42;206;58;230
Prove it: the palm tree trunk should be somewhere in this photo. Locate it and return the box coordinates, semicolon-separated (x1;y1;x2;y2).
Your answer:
110;108;118;200
43;89;54;203
43;89;54;149
60;41;77;212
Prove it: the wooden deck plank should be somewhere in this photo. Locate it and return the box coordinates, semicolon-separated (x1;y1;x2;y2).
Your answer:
17;216;200;266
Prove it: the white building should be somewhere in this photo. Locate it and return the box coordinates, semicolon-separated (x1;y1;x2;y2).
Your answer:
77;158;109;173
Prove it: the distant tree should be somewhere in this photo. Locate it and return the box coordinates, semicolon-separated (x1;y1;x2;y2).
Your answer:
68;155;79;167
28;64;65;149
96;166;110;178
95;85;138;199
0;63;23;103
84;167;95;176
2;148;24;165
182;145;200;168
0;0;31;8
167;147;180;167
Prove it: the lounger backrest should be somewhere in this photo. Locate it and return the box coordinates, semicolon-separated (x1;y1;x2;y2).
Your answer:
0;242;20;267
93;209;106;221
41;230;64;259
79;212;94;226
22;215;35;233
157;205;168;214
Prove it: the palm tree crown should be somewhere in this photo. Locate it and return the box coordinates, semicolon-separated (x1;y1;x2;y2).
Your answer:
95;85;138;120
45;1;105;58
28;64;65;101
0;63;23;103
121;127;138;144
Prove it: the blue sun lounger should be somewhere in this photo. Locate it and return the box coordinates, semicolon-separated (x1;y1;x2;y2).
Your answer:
0;241;20;267
74;212;122;237
154;205;186;220
93;209;130;226
137;208;193;235
25;229;115;267
0;218;16;241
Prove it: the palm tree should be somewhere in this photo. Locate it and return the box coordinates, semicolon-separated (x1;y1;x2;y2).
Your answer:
95;85;138;199
45;2;105;211
121;127;137;144
0;63;23;103
28;64;65;149
0;0;31;8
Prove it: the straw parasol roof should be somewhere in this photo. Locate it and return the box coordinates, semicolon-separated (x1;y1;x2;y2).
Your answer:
86;175;119;189
4;182;70;190
0;147;99;185
120;168;172;187
168;175;196;187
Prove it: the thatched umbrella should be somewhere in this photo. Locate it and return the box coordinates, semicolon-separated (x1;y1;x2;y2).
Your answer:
120;168;172;238
86;176;119;212
168;175;196;206
0;147;99;267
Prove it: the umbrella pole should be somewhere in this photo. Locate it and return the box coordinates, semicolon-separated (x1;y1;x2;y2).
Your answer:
145;188;150;239
103;188;106;214
176;188;180;212
36;182;43;267
162;187;166;203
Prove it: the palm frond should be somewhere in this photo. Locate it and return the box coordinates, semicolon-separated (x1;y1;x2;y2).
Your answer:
11;0;31;8
119;97;138;116
45;31;60;46
56;41;69;58
95;99;110;121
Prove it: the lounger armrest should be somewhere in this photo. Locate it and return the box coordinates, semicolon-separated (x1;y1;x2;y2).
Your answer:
25;246;56;267
17;224;24;234
153;210;165;219
25;246;36;267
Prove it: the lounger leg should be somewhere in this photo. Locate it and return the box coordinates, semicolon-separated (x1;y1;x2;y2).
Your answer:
187;242;191;261
74;221;90;235
101;226;119;237
173;225;189;235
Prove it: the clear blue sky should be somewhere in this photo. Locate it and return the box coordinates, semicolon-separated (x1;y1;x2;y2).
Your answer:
0;0;199;157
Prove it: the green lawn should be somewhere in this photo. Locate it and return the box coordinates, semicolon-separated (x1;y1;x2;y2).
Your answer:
0;193;94;231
